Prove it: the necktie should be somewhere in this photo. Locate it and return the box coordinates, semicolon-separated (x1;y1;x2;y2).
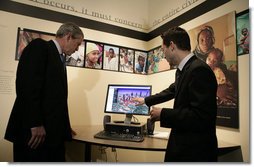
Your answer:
60;54;66;73
175;68;181;91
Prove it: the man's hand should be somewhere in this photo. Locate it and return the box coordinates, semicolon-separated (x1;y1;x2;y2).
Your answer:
28;126;46;149
131;97;145;106
150;106;162;123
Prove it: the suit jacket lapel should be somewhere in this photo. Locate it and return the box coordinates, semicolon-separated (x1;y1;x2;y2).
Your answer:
175;56;197;98
47;40;68;93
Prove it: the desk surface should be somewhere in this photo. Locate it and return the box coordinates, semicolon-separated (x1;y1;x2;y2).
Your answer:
72;125;239;151
72;125;166;151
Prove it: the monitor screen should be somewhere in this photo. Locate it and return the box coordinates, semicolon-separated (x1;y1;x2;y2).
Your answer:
104;84;152;116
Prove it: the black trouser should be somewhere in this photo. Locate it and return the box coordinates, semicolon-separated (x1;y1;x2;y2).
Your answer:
13;142;65;162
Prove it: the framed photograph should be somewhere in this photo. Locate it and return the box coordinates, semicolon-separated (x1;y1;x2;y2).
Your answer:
188;11;239;128
84;41;103;69
134;50;148;74
119;48;134;73
15;28;55;60
147;46;171;74
236;9;249;56
65;41;85;67
103;45;119;71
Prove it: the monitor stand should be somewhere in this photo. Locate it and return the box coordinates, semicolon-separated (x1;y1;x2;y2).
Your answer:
124;114;132;124
113;114;140;125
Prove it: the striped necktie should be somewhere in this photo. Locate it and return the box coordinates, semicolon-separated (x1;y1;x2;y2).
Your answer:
60;54;66;73
60;54;66;65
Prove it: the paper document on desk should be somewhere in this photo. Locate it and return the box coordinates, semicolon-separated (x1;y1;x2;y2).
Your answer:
150;131;169;140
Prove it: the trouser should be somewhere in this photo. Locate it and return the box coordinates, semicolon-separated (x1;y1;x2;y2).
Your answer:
13;142;65;162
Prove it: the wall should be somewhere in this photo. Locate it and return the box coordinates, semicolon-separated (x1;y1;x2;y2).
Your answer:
147;0;250;162
0;0;250;162
0;10;149;162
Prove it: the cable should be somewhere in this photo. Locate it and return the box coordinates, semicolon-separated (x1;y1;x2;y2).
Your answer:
99;146;108;162
112;147;118;162
132;115;139;123
114;150;118;162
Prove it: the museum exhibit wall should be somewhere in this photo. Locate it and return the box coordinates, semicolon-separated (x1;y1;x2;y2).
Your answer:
147;0;249;162
0;0;249;162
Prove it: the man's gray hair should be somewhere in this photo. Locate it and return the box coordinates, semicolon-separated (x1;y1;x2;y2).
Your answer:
56;22;84;39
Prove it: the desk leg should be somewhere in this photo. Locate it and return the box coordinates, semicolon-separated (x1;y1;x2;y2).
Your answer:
84;143;91;162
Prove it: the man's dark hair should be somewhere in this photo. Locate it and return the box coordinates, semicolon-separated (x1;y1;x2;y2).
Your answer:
161;27;191;51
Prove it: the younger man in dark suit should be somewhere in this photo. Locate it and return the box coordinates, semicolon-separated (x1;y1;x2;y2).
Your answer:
132;27;218;162
5;22;84;162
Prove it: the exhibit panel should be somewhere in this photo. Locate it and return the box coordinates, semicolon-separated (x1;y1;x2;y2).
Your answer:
0;0;250;162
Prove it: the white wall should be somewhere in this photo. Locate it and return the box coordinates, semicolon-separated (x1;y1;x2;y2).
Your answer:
0;0;250;162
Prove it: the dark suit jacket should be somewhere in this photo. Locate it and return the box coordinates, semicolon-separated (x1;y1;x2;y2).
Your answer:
5;39;72;147
145;56;218;162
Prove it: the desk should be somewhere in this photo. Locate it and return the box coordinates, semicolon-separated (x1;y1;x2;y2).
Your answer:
72;125;242;162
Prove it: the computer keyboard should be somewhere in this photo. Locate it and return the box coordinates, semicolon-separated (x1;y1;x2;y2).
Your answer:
94;130;144;142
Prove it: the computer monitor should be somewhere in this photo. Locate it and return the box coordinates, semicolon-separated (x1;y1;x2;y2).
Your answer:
104;84;152;124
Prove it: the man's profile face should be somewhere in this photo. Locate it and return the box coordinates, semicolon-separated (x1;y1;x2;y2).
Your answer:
64;35;83;56
161;43;172;63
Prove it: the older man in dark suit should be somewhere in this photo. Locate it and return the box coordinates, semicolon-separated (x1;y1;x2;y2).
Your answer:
132;27;218;162
5;22;84;162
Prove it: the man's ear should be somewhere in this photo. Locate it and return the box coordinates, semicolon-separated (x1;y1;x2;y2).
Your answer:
66;33;71;41
67;35;71;41
170;41;175;51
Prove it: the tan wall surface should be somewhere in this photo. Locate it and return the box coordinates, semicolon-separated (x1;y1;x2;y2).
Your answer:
0;0;250;163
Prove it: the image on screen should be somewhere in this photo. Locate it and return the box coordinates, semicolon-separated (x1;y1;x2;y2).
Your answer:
105;85;152;115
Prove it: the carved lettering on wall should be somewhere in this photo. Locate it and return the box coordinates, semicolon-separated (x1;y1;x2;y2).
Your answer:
12;0;201;31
